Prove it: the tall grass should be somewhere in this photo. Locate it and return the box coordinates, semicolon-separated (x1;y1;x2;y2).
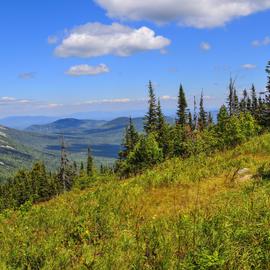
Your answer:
1;133;270;269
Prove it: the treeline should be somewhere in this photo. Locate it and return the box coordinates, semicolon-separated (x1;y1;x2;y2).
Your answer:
116;61;270;176
0;142;97;211
0;61;270;210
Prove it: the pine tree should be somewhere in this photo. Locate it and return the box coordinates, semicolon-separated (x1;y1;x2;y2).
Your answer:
188;111;193;130
119;118;139;159
87;147;94;177
266;61;270;93
239;89;248;113
227;78;235;116
144;81;158;134
262;61;270;126
176;84;187;126
247;96;252;112
233;88;239;114
217;105;229;133
198;92;207;130
193;96;197;130
251;84;258;116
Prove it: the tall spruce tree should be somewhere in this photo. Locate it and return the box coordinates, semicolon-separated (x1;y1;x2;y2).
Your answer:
251;84;258;116
87;147;94;177
217;105;229;133
240;89;248;113
262;61;270;126
188;111;193;130
176;84;187;126
266;61;270;92
144;81;158;134
193;96;197;130
119;117;139;159
233;88;239;114
198;92;207;130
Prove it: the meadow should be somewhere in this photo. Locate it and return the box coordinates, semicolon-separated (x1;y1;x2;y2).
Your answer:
1;133;270;269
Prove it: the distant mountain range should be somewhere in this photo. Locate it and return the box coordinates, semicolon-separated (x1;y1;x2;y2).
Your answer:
1;113;223;181
0;117;170;181
0;116;61;130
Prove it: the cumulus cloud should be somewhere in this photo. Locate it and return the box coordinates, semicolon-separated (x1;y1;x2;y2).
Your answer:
54;22;171;58
95;0;270;28
66;64;109;76
252;36;270;47
200;42;211;51
242;63;257;69
18;72;35;80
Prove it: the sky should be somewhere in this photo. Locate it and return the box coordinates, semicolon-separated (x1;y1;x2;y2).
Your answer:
0;0;270;118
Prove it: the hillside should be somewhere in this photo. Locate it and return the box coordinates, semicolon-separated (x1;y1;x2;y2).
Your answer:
0;126;57;181
26;118;107;134
1;134;270;269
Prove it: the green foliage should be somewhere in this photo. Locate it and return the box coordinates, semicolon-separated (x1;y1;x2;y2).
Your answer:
144;81;158;134
2;134;270;269
120;133;163;176
176;84;187;126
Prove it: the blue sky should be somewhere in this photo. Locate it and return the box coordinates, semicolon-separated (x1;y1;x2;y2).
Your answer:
0;0;270;117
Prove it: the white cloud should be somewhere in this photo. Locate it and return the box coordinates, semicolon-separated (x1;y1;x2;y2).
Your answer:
160;95;177;101
95;0;270;28
54;22;171;58
83;98;132;105
66;64;109;76
252;36;270;47
0;97;31;105
242;63;257;69
200;42;211;51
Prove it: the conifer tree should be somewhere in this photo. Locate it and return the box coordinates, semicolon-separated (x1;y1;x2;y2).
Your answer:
262;61;270;126
266;61;270;93
176;84;187;126
251;84;258;116
233;88;239;114
193;96;197;130
87;147;94;177
217;105;229;133
227;78;235;116
144;81;158;134
240;89;248;113
247;96;252;112
198;92;207;130
119;118;139;159
188;111;193;130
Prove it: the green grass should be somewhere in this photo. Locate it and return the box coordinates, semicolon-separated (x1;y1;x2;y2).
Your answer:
1;133;270;269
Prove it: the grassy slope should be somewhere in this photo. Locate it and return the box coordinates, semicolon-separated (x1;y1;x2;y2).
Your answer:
1;134;270;269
